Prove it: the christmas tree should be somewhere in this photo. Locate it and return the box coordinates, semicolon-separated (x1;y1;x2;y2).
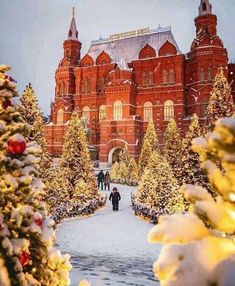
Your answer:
110;145;139;186
0;66;71;285
138;120;158;176
204;68;234;132
119;144;131;167
134;151;184;221
127;158;139;186
110;161;120;183
21;83;51;177
60;112;97;193
118;161;128;184
163;119;182;177
179;114;209;188
148;118;235;286
48;112;104;221
44;167;72;220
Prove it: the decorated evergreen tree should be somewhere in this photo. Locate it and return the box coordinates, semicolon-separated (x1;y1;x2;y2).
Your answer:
44;167;71;215
48;112;105;221
163;119;182;175
110;161;120;183
138;120;159;176
127;158;139;186
119;161;128;184
134;151;184;220
0;66;71;285
204;68;234;132
179;114;209;188
60;112;97;194
119;144;131;167
148;118;235;286
21;83;51;177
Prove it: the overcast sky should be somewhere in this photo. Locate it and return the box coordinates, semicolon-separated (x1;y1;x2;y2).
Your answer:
0;0;235;115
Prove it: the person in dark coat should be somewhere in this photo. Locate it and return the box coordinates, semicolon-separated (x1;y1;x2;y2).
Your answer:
104;171;111;191
109;187;121;211
97;170;105;190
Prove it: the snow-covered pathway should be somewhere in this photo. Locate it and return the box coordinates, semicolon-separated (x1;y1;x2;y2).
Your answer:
57;184;161;286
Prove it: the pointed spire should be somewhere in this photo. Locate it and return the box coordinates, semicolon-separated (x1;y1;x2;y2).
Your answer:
67;7;78;40
198;0;212;16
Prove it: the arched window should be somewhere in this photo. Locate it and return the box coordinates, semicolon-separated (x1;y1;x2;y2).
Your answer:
163;70;168;84
82;106;90;123
169;69;175;83
142;72;147;86
164;100;174;121
208;66;212;81
99;105;106;121
113;100;122;121
200;68;205;82
143;102;153;121
57;109;64;124
148;71;154;85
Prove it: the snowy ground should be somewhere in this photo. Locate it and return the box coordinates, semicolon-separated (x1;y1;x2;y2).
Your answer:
56;184;161;286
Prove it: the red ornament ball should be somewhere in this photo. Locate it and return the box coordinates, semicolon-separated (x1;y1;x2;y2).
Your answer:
1;99;12;110
7;133;26;155
34;212;43;227
18;251;30;267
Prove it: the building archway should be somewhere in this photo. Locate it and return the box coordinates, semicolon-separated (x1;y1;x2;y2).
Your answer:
108;147;123;164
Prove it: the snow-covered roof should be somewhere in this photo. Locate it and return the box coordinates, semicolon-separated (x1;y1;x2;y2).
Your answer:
87;26;180;66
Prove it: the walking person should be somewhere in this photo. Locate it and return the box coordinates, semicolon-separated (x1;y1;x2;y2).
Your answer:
109;187;121;211
104;171;111;191
97;170;105;191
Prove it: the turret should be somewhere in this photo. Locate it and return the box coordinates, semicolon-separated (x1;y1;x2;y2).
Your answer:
194;0;217;38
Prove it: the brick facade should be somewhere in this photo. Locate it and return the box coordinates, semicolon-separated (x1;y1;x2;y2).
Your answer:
44;0;235;165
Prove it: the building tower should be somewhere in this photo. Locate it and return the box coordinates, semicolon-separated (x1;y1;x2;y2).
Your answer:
185;0;228;117
45;8;81;156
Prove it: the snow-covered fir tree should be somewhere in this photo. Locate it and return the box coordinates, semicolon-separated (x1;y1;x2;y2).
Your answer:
204;68;234;132
0;65;71;285
134;151;184;221
179;114;209;188
110;161;120;183
163;119;182;177
60;112;97;193
44;167;71;217
119;144;131;167
21;83;51;177
128;158;139;186
138;120;159;176
110;145;139;185
148;117;235;286
47;112;105;222
118;161;128;184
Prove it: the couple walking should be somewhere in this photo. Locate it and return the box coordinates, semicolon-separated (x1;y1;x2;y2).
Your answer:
97;170;111;191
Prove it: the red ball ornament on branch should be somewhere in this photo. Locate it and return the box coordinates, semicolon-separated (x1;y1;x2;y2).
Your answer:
18;251;30;267
7;133;26;155
34;212;43;227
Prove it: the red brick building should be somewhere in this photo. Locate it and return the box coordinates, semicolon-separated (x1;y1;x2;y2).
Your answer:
44;0;235;166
